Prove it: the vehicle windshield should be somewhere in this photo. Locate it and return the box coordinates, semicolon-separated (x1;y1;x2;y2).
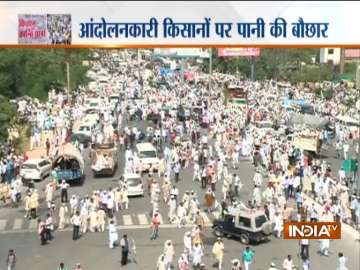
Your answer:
255;215;267;228
127;178;142;187
257;122;273;128
79;126;90;131
22;163;37;169
89;102;99;107
139;150;157;158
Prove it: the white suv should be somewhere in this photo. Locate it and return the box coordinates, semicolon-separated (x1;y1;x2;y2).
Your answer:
120;173;144;197
20;158;52;182
135;143;160;172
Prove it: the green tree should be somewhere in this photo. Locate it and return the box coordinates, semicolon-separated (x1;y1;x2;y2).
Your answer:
0;96;16;142
0;48;91;141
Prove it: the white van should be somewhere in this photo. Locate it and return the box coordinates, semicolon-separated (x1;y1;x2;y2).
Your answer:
135;143;159;172
84;98;103;111
20;158;52;182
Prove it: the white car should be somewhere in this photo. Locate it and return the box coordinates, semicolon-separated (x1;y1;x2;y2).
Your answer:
135;142;160;172
84;98;103;111
20;158;52;182
120;173;144;197
77;122;97;137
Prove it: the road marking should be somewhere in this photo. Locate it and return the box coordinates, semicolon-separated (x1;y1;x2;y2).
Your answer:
201;212;211;225
29;219;37;229
0;222;213;234
0;220;7;231
138;214;149;225
123;215;133;226
13;218;23;230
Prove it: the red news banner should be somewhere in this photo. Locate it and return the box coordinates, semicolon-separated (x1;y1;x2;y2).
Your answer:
18;15;47;44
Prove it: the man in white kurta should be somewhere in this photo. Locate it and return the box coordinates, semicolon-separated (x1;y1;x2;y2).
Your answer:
273;212;283;238
89;209;99;232
108;220;118;249
97;208;106;232
183;232;192;258
320;238;330;256
192;242;204;267
58;203;69;229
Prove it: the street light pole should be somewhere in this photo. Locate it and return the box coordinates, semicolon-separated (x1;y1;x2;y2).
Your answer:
66;61;70;93
65;49;71;103
250;56;255;81
180;57;185;85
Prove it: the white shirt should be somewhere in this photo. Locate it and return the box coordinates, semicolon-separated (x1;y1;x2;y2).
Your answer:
70;197;78;209
71;215;81;226
60;182;69;190
282;259;294;270
337;256;348;270
300;239;309;245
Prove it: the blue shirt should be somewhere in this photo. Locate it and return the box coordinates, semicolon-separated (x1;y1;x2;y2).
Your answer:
295;192;303;203
243;250;254;262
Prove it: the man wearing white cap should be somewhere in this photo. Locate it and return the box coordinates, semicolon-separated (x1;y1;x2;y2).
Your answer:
108;220;118;249
58;203;69;229
212;237;224;269
183;231;192;257
69;194;78;215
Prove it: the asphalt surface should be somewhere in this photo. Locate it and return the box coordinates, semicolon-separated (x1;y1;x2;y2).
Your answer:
0;119;359;270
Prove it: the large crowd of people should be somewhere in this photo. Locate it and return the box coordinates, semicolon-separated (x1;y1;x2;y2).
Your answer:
1;49;359;269
47;14;71;45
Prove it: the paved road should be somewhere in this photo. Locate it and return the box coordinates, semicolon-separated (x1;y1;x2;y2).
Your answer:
0;224;358;270
0;119;359;269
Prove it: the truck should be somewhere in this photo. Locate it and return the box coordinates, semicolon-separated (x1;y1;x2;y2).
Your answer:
293;135;320;154
91;142;118;177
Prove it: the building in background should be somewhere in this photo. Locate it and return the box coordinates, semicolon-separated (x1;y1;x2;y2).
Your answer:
320;48;341;65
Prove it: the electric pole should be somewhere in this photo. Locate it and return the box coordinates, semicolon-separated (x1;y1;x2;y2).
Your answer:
65;49;71;103
209;48;213;91
340;48;345;74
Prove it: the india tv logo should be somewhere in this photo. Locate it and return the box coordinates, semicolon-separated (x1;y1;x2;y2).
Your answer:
284;222;341;239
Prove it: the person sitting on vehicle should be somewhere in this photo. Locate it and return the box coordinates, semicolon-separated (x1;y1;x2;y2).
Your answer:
104;155;111;168
71;161;78;177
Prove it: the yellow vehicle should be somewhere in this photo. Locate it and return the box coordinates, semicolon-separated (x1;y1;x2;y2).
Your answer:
91;142;118;177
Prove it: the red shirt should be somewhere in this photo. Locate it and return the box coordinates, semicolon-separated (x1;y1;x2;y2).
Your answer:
152;216;160;228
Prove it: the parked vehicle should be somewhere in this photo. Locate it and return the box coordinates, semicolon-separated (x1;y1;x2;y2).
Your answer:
212;209;272;245
120;173;144;197
20;158;52;183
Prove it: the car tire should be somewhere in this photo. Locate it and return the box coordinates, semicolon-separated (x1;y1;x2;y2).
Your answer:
240;233;250;245
213;227;224;238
